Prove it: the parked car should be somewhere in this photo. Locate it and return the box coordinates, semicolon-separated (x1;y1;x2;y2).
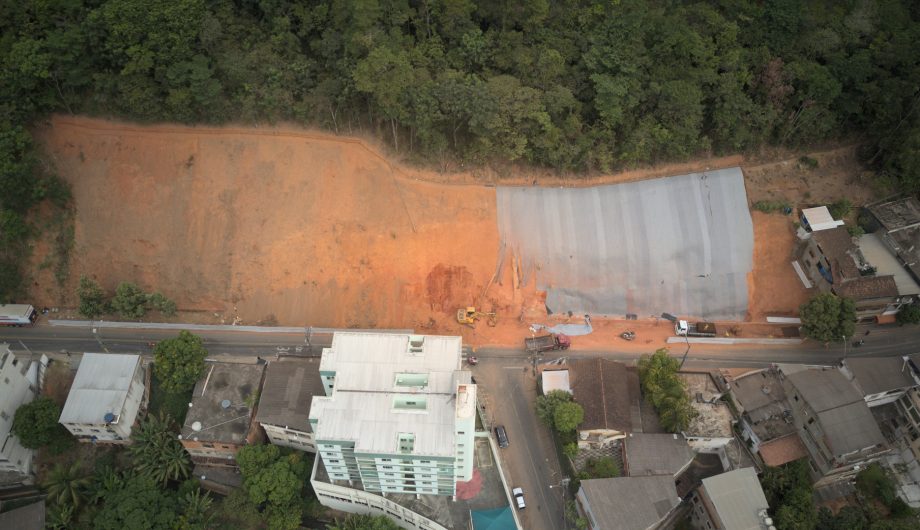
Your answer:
495;425;509;448
512;487;526;509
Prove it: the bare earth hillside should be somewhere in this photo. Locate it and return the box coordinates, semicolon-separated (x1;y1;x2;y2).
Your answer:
30;116;874;348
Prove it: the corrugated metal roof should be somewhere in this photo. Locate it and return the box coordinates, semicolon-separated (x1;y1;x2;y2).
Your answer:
625;433;694;476
701;468;769;530
255;358;324;429
59;353;140;424
579;476;679;530
802;206;844;232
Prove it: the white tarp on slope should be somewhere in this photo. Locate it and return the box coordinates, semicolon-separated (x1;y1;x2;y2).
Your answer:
496;167;754;320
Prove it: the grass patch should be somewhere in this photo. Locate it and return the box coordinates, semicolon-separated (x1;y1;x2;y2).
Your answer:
798;155;819;169
51;210;75;288
148;369;193;426
752;199;792;214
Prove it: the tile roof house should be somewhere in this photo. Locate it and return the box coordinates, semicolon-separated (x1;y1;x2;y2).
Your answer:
59;353;146;443
690;467;770;530
576;475;680;530
781;366;889;486
255;357;325;452
794;201;920;321
569;359;643;447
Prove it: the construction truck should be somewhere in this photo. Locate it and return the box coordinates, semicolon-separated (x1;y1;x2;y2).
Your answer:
525;334;571;353
675;320;717;337
457;307;497;327
0;304;38;327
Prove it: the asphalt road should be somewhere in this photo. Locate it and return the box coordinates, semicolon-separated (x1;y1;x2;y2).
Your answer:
2;320;918;530
0;324;325;358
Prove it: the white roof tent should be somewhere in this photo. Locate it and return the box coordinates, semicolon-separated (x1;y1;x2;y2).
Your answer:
801;206;845;232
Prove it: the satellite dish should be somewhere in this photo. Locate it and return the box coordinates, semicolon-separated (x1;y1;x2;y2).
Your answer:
191;421;202;432
103;412;115;423
221;399;231;409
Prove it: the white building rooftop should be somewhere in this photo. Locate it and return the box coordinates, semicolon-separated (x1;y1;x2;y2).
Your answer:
59;353;140;424
312;333;473;458
542;369;571;394
802;206;845;232
320;333;462;393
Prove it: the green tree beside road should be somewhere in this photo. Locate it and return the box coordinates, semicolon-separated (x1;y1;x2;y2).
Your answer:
638;349;697;433
153;331;208;393
536;389;584;434
799;292;856;343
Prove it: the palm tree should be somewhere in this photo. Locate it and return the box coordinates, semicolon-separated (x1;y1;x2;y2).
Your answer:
129;412;191;485
43;461;91;509
177;488;215;530
45;503;74;530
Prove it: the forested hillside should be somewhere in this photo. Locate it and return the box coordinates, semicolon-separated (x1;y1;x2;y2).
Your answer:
2;0;919;177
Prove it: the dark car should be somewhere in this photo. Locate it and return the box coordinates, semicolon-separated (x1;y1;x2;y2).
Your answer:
495;425;509;448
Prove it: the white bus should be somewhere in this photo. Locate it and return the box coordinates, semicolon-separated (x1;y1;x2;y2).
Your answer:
0;304;38;327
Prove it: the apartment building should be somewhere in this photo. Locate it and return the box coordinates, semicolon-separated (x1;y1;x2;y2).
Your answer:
309;332;475;497
0;344;45;485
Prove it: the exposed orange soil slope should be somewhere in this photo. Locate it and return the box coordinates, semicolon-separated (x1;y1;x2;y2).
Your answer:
36;116;507;333
33;115;843;349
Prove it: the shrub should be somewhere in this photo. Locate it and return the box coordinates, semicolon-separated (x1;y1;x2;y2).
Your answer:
828;199;853;219
798;156;819;169
77;276;106;318
897;304;920;325
112;282;148;318
148;292;177;317
752;200;791;214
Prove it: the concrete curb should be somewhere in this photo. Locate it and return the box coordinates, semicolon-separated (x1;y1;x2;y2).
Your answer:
667;336;804;345
48;320;413;335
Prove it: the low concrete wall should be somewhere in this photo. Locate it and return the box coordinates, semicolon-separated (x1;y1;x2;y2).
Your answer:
49;319;413;335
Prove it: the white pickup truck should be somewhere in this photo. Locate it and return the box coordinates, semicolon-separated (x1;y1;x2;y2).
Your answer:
512;487;526;509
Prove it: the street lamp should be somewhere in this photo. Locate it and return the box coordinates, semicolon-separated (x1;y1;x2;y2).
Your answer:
549;478;571;530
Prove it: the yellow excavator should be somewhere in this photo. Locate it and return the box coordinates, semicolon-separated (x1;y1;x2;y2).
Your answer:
457;307;497;327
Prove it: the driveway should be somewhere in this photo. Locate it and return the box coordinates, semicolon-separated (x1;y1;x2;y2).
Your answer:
472;357;567;530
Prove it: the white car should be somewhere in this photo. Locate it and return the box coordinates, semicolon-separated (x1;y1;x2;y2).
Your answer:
512;487;526;509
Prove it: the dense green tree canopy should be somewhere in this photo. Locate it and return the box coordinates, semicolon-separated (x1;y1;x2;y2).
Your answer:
237;444;313;530
153;330;208;393
799;292;856;343
637;349;698;433
11;396;74;453
1;0;919;182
